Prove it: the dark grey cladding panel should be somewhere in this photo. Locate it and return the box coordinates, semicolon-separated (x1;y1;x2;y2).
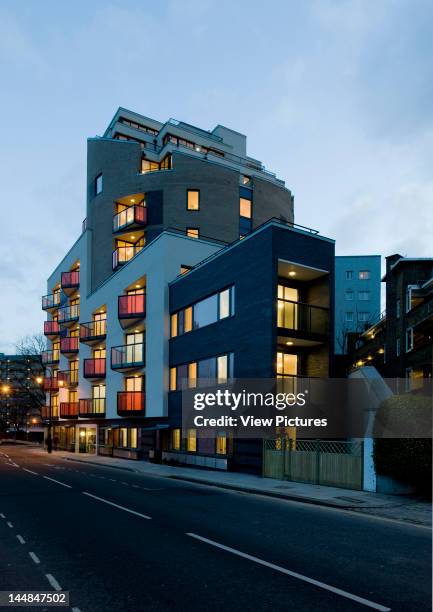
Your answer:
169;224;335;378
146;190;163;225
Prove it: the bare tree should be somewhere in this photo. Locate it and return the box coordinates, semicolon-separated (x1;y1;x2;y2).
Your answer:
16;333;46;358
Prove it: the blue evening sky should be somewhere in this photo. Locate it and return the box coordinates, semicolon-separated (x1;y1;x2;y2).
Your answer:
0;0;432;352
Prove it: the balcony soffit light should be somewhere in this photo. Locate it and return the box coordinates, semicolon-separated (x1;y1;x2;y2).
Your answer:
286;341;294;345
288;271;296;277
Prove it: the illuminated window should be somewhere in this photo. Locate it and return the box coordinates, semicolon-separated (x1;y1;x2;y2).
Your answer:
141;159;159;174
359;270;370;280
171;313;178;338
187;228;199;239
216;433;227;455
188;362;197;388
130;428;138;449
187;190;200;210
172;428;181;450
180;265;192;275
170;367;177;391
187;429;197;452
184;306;193;332
95;174;103;195
240;198;252;218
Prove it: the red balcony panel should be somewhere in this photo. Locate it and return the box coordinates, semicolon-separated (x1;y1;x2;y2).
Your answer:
117;391;145;414
43;378;59;392
113;205;147;232
118;294;146;319
59;402;79;418
41;406;59;421
44;321;60;336
58;370;78;387
61;271;80;289
60;336;79;354
83;358;106;379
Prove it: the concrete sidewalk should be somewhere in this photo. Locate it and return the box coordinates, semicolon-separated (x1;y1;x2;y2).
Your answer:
32;448;431;528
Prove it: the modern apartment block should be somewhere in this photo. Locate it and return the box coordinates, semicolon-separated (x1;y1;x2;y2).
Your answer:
41;107;334;471
351;255;433;385
334;255;381;354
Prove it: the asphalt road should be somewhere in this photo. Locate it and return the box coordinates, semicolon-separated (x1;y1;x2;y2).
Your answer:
0;444;431;612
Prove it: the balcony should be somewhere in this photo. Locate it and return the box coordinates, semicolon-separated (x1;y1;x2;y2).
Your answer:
42;293;61;311
43;377;59;392
79;398;106;418
58;304;80;326
59;402;78;419
117;391;145;416
60;336;79;355
44;321;60;337
113;206;147;233
277;299;329;340
41;406;59;421
112;245;144;270
118;294;146;329
61;271;80;296
41;349;59;365
58;369;78;387
80;320;107;344
83;358;106;379
111;343;144;371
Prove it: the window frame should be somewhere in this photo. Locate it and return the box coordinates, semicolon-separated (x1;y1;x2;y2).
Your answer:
95;173;103;196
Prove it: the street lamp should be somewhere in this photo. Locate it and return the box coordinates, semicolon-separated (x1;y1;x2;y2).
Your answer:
36;373;53;453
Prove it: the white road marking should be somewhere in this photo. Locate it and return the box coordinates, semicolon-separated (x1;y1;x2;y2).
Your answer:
43;476;72;489
29;552;40;564
45;574;62;591
23;468;38;475
7;521;13;528
109;478;116;482
0;513;5;519
16;535;25;544
186;533;391;612
82;492;151;520
121;482;129;486
71;607;82;612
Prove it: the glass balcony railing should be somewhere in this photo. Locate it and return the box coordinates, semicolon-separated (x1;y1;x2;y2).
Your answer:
41;406;59;421
277;299;329;336
44;321;60;336
118;294;146;320
112;245;144;269
61;271;80;290
43;377;59;392
111;343;144;370
80;320;107;343
59;402;79;418
42;293;61;311
58;304;80;324
60;337;79;354
113;206;147;232
79;398;106;417
58;370;78;387
41;350;60;365
83;358;106;379
117;391;145;415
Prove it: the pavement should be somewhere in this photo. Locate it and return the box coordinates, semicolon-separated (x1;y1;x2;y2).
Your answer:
44;446;433;528
0;443;431;612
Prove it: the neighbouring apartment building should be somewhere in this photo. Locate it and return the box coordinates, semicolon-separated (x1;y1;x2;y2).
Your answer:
334;255;381;354
41;107;334;472
350;254;433;386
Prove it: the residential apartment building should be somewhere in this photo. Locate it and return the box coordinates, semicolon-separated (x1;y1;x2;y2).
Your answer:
350;254;433;385
41;107;334;471
334;255;381;354
0;354;44;434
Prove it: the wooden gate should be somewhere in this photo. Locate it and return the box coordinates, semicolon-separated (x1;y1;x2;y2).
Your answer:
263;439;363;490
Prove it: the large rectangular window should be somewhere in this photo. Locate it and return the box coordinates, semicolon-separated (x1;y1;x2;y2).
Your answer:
172;428;181;450
171;287;234;337
171;353;234;390
187;190;200;210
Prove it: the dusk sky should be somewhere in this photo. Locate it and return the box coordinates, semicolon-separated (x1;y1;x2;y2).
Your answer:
0;0;432;353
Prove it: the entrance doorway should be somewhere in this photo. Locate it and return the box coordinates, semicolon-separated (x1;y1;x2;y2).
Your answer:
78;427;96;454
